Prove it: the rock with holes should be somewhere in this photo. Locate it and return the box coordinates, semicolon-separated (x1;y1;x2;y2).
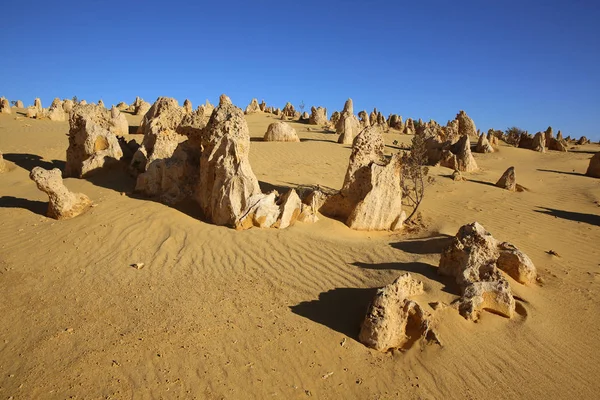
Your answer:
440;135;478;172
322;125;404;230
197;94;261;227
264;121;299;142
359;273;440;352
586;152;600;178
439;222;536;321
309;106;327;125
496;167;516;191
245;98;261;114
29;167;92;220
66;104;123;177
336;99;361;145
475;133;494;153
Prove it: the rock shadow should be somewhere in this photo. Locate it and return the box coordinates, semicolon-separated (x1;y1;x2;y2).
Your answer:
290;287;377;340
534;206;600;226
352;261;460;296
0;196;47;216
391;235;453;255
3;153;65;172
537;168;585;177
467;179;498;188
300;138;337;143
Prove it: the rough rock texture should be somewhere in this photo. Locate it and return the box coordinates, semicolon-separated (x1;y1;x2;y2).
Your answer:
183;99;193;114
264;122;299;142
388;114;403;130
79;100;87;105
47;99;67;121
110;106;129;136
548;134;569;152
26;107;37;118
336;99;361;145
245;98;261;114
456;110;477;138
452;170;465;181
29;167;92;220
496;167;516;191
131;97;186;173
439;222;536;321
197;95;262;226
34;98;43;112
358;110;370;128
359;273;439;352
134;97;151;116
577;136;590;145
586;152;600;178
544;126;553;144
532;132;546;152
322;125;404;230
475;133;494;153
0;98;11;114
15;100;24;108
403;118;415;135
487;130;499;148
66;104;123;177
440;135;478;172
309;106;327;125
62;99;74;113
282;102;296;118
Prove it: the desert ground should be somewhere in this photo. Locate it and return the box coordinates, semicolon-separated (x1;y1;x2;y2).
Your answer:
1;105;599;399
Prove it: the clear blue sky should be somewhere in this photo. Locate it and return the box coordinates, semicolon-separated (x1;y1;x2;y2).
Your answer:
1;1;598;139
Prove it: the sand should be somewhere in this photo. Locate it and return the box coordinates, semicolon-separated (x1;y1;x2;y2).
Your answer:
1;108;599;399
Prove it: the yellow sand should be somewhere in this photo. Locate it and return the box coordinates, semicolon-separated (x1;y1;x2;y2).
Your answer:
0;109;599;399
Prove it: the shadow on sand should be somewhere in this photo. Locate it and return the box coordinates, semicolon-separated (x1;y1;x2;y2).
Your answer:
3;153;65;172
534;206;600;227
537;168;585;177
290;287;377;340
391;235;453;254
0;196;47;216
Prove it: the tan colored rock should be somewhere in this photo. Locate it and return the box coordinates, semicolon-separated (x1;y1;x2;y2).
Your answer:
79;100;87;105
197;95;261;226
259;100;267;111
496;167;516;191
475;133;494;153
264;121;299;142
403;118;415;135
548;135;568;152
183;99;193;114
586;152;600;178
531;132;546;152
297;204;319;223
358;110;370;128
15;100;24;108
29;167;92;220
34;98;43;112
66;104;123;177
0;152;8;173
456;110;477;138
336;99;361;145
273;107;281;116
544;126;553;144
245;98;261;114
47;100;67;122
440;135;478;172
110;106;129;136
116;102;128;111
388;114;402;130
282;102;296;118
0;98;11;114
359;273;439;352
98;99;105;108
452;170;465;181
276;189;302;229
133;97;151;116
439;222;536;321
309;106;327;125
300;111;309;121
322;125;404;230
62;99;74;113
26;107;37;118
577;136;590;145
487;130;499;147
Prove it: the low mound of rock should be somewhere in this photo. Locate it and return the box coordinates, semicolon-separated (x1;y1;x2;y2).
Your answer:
29;167;92;220
439;222;537;321
264;122;299;142
359;273;440;352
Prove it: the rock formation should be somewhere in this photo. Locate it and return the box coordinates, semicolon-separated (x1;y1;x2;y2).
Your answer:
309;106;327;125
110;106;129;136
79;100;87;105
66;104;123;177
132;97;151;116
183;99;193;114
245;98;261;114
403;118;415;135
62;99;74;113
439;222;536;321
98;100;105;108
359;273;439;352
300;111;309;121
15;100;24;108
487;130;499;148
336;99;361;145
0;98;11;114
264;122;300;142
456;110;477;138
29;167;92;220
577;136;590;145
47;99;67;121
259;100;266;112
282;102;296;118
0;152;8;173
322;125;405;230
116;102;128;111
531;132;546;152
586;153;600;178
358;110;370;128
475;133;494;153
440;135;478;172
496;167;516;191
34;98;43;112
388;114;403;130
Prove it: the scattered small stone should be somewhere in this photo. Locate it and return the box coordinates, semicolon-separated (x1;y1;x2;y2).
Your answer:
322;372;334;380
131;263;145;270
65;328;74;333
340;337;346;347
546;250;561;257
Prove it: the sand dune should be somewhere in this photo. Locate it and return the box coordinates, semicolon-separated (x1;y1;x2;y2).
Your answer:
1;109;599;399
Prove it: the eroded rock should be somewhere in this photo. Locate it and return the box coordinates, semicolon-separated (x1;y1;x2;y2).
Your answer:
309;106;327;125
440;135;478;172
336;98;360;145
496;167;516;191
586;152;600;178
245;98;261;114
264;121;299;142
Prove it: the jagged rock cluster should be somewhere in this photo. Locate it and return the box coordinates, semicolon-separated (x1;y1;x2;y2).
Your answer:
29;167;92;220
359;273;440;352
321;125;405;230
439;222;537;321
309;106;327;125
65;104;124;177
336;99;361;145
439;135;478;172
